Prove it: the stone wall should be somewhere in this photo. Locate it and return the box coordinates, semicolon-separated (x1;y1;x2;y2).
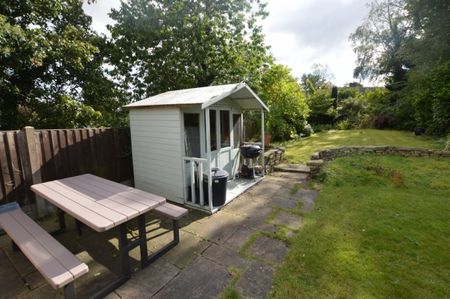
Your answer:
263;147;285;174
307;146;450;176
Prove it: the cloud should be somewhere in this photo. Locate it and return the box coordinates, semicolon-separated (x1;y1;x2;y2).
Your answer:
82;0;371;86
263;0;370;85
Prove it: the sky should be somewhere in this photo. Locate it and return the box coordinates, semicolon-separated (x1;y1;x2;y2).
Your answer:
83;0;370;86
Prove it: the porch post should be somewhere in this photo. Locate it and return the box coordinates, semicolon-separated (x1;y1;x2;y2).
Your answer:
240;113;244;145
261;109;265;176
205;109;213;211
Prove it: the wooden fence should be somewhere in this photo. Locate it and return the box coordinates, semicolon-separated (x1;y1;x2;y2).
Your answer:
0;127;133;216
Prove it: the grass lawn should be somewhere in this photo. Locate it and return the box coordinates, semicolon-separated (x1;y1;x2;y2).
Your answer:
272;155;450;298
281;129;446;163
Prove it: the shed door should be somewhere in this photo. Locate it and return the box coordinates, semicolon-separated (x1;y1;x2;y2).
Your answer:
208;109;236;177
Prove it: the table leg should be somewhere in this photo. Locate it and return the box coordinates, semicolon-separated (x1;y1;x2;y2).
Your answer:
137;214;149;268
91;223;131;298
118;222;131;278
57;208;66;232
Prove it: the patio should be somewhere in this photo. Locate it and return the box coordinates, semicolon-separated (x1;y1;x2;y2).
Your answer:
0;171;317;299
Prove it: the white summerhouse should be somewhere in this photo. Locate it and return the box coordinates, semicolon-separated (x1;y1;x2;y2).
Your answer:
125;83;269;213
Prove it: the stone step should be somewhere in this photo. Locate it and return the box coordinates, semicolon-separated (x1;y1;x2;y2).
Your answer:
274;164;310;174
306;159;324;167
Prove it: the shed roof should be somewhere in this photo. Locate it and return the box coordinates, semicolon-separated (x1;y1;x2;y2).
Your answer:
124;83;269;111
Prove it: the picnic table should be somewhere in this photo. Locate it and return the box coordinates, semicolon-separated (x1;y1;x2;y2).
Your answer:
31;173;167;298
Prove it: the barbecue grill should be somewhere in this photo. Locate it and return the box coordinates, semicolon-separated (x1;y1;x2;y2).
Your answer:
240;144;262;158
240;144;262;179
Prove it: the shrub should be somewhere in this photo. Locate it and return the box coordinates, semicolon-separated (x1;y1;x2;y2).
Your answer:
372;114;395;129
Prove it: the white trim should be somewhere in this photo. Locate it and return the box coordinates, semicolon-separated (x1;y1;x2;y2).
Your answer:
201;83;270;112
261;109;265;177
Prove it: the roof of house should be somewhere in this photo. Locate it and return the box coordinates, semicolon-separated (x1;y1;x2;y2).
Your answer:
124;82;269;111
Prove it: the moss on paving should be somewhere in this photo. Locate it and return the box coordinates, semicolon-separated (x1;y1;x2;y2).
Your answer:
280;129;446;163
271;155;450;298
219;267;244;299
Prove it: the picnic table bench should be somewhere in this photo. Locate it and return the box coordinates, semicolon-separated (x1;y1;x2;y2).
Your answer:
0;202;88;299
30;173;188;298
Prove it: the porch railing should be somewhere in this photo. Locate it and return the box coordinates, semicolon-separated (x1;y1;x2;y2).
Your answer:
182;157;212;211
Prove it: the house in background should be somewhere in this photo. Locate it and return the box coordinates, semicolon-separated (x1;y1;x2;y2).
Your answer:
125;83;269;213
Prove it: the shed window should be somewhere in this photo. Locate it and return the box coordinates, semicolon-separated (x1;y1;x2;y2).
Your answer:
233;114;241;148
220;110;230;148
209;110;217;151
184;113;200;157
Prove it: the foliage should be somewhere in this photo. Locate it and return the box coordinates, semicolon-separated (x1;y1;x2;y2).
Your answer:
306;88;336;127
0;0;123;129
300;63;334;96
281;129;445;164
259;64;309;141
108;0;271;101
272;155;450;298
350;0;450;136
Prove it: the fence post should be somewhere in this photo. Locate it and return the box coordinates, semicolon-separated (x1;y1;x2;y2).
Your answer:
19;126;46;217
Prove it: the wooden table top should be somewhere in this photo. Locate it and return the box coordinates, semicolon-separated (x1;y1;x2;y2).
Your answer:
31;174;166;232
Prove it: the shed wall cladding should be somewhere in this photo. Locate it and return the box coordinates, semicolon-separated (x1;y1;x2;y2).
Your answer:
129;107;184;203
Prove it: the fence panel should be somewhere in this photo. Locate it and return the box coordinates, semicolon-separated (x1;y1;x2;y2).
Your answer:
0;127;134;212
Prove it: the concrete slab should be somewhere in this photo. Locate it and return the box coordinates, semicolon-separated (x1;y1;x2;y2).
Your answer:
202;244;249;268
153;257;231;299
235;261;274;299
115;258;180;299
271;211;303;230
249;236;288;264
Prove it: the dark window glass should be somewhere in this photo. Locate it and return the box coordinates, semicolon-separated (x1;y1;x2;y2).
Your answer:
209;110;217;151
233;114;241;148
220;110;230;148
184;113;200;157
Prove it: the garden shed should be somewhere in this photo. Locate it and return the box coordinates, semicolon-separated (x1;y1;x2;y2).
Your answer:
125;83;269;213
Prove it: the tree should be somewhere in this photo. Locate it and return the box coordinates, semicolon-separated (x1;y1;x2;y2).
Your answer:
301;64;334;95
107;0;272;101
0;0;122;129
259;65;309;141
350;0;410;90
350;0;450;135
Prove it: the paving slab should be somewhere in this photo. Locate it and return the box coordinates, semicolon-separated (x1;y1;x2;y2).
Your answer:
153;256;231;299
202;243;249;268
75;251;120;299
0;249;28;298
271;211;303;230
239;206;273;230
23;270;47;290
293;189;318;213
182;210;245;244
235;261;274;299
225;194;265;218
247;181;283;199
224;227;255;251
268;197;299;209
115;258;180;299
249;236;288;264
160;230;210;269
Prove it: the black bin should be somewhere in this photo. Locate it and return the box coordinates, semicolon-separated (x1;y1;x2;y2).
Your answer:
203;168;229;206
